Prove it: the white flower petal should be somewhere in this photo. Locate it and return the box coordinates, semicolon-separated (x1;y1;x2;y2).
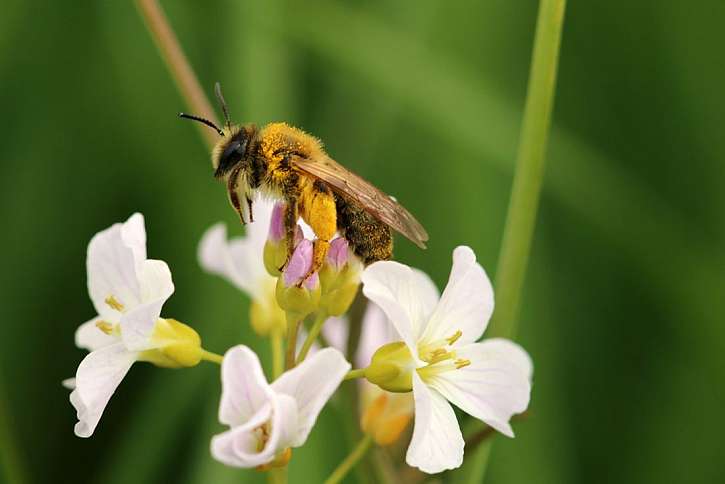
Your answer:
271;348;350;446
422;246;493;346
70;342;137;438
75;317;117;351
211;403;274;467
356;303;399;369
219;346;274;427
361;261;435;354
120;259;175;351
427;339;532;438
406;372;464;473
120;213;147;264
62;378;76;389
320;315;348;354
87;223;142;321
197;223;271;302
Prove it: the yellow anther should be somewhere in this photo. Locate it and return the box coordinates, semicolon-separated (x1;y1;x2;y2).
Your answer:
104;295;125;312
427;350;454;365
446;330;463;345
95;321;115;335
454;358;471;370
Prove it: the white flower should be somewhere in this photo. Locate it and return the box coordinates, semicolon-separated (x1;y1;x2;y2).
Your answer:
69;213;175;438
211;345;350;468
198;198;313;335
361;246;533;474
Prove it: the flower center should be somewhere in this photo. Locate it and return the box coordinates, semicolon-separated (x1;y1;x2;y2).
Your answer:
416;330;471;380
253;422;271;452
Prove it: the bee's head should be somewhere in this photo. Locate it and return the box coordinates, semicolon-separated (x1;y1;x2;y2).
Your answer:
179;82;252;179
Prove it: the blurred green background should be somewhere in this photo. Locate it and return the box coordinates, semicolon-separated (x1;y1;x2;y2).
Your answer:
2;0;724;483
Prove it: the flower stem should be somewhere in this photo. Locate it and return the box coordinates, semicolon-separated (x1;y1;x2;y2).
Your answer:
200;349;224;365
487;0;567;340
271;328;284;379
134;0;219;150
285;312;302;370
296;311;327;364
343;368;366;381
461;1;566;483
324;434;374;484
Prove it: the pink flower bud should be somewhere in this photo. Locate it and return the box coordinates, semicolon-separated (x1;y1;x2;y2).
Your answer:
268;203;286;243
327;238;349;271
283;239;318;288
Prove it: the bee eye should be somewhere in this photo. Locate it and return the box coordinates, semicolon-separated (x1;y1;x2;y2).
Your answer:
216;140;246;177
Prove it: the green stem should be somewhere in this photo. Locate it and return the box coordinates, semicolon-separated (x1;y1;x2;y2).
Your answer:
268;467;287;484
462;1;566;483
296;311;327;364
271;328;284;379
487;0;567;340
343;368;366;381
199;349;224;365
285;312;302;370
324;434;374;484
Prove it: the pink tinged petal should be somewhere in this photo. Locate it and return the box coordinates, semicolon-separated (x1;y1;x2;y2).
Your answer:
361;261;435;355
271;347;351;447
120;213;147;264
268;203;287;242
70;342;137;438
422;246;493;346
86;223;142;322
219;346;275;426
327;238;349;270
75;317;117;351
283;239;314;287
245;196;278;245
426;339;532;438
406;372;464;473
356;303;398;369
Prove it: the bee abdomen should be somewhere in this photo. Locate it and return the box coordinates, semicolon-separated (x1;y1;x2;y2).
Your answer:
335;194;393;264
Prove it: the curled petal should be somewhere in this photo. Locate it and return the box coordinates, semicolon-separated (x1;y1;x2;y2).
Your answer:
406;372;464;473
422;246;493;346
268;203;287;243
271;348;351;446
119;213;147;264
219;346;275;427
426;339;532;438
283;239;314;288
71;343;137;438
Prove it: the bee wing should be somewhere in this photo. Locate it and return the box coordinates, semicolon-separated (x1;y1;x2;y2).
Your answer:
292;155;429;249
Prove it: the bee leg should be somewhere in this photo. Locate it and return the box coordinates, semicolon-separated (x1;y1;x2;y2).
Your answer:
227;166;246;224
246;196;254;223
279;198;299;272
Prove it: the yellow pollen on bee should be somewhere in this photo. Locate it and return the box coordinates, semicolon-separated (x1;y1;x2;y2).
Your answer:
446;330;463;345
95;321;115;335
104;295;125;312
454;358;471;370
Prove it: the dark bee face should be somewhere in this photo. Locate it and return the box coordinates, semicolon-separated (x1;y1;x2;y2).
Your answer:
214;133;248;178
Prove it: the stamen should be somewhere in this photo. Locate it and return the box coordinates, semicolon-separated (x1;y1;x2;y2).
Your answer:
446;330;463;345
454;358;471;370
427;349;454;365
95;321;115;335
105;295;125;312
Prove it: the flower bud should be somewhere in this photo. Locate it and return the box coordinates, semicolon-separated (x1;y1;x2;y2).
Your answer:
319;238;362;316
263;203;304;277
275;239;320;317
249;292;287;336
361;392;413;446
365;341;415;393
139;318;203;368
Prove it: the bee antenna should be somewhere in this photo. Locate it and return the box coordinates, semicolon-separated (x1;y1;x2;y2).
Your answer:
214;82;232;128
178;113;224;136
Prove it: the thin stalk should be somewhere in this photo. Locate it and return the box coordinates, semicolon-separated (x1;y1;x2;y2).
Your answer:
460;1;566;483
285;312;302;370
296;311;327;364
134;0;218;149
343;368;366;381
200;349;224;365
324;434;374;484
271;328;284;379
487;0;567;339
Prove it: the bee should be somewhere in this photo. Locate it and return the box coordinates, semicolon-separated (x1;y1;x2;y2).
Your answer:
181;83;428;277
